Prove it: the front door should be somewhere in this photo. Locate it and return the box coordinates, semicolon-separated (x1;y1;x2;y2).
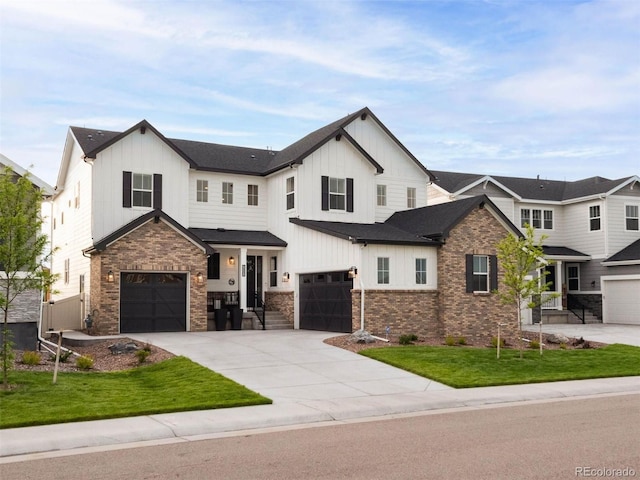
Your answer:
247;256;262;309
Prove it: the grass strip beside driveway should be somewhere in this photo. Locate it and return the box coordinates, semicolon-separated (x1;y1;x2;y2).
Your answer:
360;344;640;388
0;356;271;429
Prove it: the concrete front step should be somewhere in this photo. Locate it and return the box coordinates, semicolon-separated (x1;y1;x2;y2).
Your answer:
250;311;293;330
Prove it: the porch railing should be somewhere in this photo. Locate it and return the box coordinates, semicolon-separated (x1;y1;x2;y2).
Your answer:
540;292;561;310
567;294;586;324
254;293;266;330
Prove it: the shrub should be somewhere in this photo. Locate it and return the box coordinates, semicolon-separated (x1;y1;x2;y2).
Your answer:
21;351;41;365
399;334;418;345
457;337;467;345
76;355;94;370
529;340;540;349
49;350;73;363
136;349;150;364
491;337;506;348
559;343;567;350
445;336;456;347
142;343;153;352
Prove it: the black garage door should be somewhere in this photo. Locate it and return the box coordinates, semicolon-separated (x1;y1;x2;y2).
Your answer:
299;271;353;332
120;273;187;333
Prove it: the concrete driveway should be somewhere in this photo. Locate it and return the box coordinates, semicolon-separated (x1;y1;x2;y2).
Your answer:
128;330;452;404
523;323;640;347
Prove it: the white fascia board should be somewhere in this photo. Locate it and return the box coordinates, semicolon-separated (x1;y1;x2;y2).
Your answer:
605;176;640;196
546;255;592;262
429;182;453;197
454;175;522;201
516;199;562;206
601;260;640;267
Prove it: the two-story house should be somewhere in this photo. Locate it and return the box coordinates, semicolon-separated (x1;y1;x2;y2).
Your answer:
428;171;640;325
0;154;54;349
50;108;523;340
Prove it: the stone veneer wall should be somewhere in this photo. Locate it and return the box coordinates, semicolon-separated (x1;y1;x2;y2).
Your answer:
1;281;40;323
437;206;518;341
264;291;294;324
89;220;208;335
351;290;441;338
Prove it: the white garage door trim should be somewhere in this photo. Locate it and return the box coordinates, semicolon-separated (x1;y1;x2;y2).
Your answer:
602;275;640;325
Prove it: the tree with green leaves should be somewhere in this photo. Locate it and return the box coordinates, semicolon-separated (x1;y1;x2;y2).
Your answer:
0;166;56;389
495;223;556;358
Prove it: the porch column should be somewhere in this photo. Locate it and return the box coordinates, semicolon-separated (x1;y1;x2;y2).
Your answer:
240;248;248;311
555;260;563;310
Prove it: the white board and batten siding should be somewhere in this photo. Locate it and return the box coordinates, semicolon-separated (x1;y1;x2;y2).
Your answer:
360;244;438;291
344;116;430;222
602;275;640;325
188;172;268;230
51;139;92;301
90;129;190;241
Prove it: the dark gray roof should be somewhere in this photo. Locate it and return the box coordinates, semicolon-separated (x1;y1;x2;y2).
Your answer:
431;170;637;201
542;246;589;257
290;195;520;246
86;209;215;255
386;195;521;241
604;239;640;263
289;219;439;246
189;228;287;247
69;108;434;178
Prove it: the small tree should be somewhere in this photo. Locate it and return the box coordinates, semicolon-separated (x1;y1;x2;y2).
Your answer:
0;166;56;389
495;224;556;358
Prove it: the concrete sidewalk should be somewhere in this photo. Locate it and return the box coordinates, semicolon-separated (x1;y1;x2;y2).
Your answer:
2;328;639;460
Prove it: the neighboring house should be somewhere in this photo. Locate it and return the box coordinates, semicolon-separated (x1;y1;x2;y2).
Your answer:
428;171;640;325
0;154;54;350
51;108;521;339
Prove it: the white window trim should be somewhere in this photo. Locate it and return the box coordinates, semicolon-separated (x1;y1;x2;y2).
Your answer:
624;203;639;231
286;176;295;211
407;187;416;209
567;264;580;292
588;204;601;232
196;179;208;203
248;184;259;206
222;182;233;205
415;257;427;285
329;177;346;211
473;255;489;293
377;185;387;206
520;207;553;230
132;173;153;208
377;257;390;285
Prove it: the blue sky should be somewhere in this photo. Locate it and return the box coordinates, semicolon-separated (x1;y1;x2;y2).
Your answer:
1;0;638;186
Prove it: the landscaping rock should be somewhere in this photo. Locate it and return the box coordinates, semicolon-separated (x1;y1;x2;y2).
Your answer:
547;333;570;344
108;342;139;355
350;330;377;344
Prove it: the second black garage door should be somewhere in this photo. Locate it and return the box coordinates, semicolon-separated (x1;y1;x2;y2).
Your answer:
120;272;187;333
299;271;353;333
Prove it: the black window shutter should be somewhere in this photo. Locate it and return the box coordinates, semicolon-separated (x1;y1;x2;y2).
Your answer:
153;174;163;209
207;253;220;280
122;171;132;208
321;176;329;211
346;178;354;212
465;254;474;293
490;255;498;291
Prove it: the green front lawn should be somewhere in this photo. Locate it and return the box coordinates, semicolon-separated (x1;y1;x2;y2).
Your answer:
360;344;640;388
0;356;271;429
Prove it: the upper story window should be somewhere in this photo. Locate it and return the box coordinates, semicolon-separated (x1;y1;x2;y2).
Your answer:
123;171;162;209
286;177;295;210
248;184;259;206
377;185;386;206
625;205;639;231
197;180;208;203
589;205;601;231
74;181;80;209
407;187;416;208
222;182;233;204
64;258;70;285
321;176;354;212
377;257;390;284
415;258;427;284
521;208;553;229
330;177;346;210
133;173;153;207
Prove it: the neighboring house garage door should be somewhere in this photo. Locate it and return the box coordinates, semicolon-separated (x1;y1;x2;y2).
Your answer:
120;272;187;333
299;271;353;333
602;277;640;325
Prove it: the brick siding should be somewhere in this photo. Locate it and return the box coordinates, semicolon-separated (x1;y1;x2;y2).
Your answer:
88;219;208;335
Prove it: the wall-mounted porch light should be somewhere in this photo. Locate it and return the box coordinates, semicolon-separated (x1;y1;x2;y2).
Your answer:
107;270;114;282
228;256;236;266
196;272;204;285
282;272;290;282
348;266;358;279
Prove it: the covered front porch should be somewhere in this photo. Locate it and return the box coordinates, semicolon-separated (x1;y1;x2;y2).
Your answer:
188;227;288;330
538;246;594;324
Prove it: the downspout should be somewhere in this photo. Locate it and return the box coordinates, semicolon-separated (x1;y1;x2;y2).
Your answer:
356;266;388;342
